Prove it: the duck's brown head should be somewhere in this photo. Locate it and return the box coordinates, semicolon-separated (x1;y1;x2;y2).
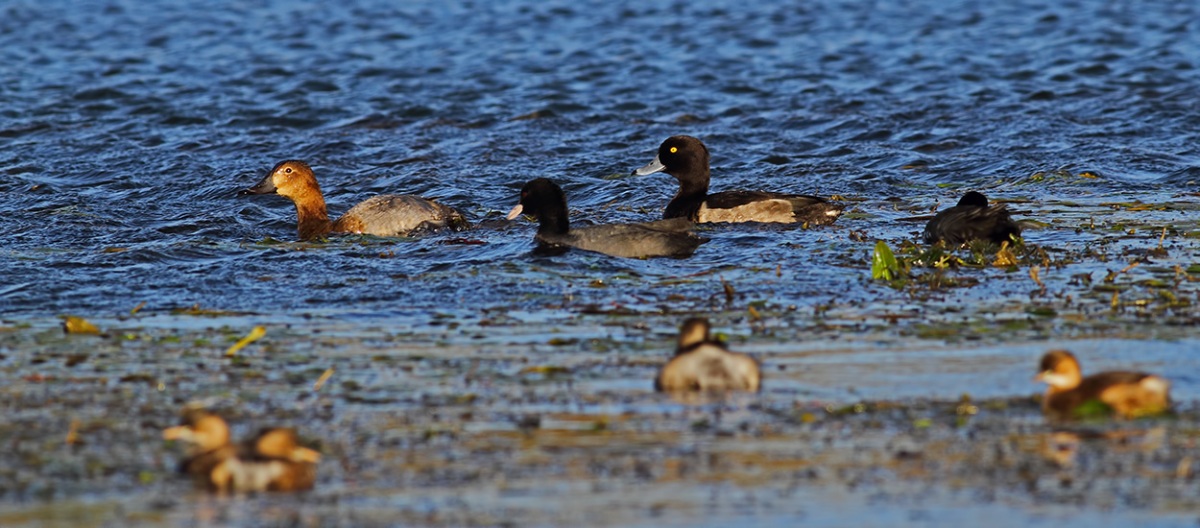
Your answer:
676;317;711;353
1035;350;1083;390
254;428;321;464
240;160;321;201
163;409;231;452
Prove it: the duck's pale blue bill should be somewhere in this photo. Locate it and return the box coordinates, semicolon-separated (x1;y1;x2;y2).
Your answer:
506;203;524;220
633;154;666;176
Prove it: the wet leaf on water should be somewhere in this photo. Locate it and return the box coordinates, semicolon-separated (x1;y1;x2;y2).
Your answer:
119;373;156;384
547;337;578;346
519;365;571;375
993;241;1017;267
1026;306;1057;317
225;325;266;357
138;471;156;485
65;419;81;445
870;240;901;280
130;301;147;315
313;368;335;391
913;418;932;428
1176;458;1193;479
62;316;101;335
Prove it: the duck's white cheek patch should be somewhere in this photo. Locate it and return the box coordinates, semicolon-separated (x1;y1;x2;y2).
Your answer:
1139;376;1170;395
696;200;795;224
1039;373;1074;389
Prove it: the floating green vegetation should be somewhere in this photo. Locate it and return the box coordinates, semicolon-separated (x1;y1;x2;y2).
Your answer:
866;235;1074;293
1019;168;1102;185
1073;399;1115;420
870;241;904;282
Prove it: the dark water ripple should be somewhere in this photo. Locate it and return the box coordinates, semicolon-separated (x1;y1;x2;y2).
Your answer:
1;0;1199;316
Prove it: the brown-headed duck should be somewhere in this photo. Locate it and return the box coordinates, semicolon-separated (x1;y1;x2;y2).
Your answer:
1036;350;1171;419
507;178;705;259
633;135;844;225
209;427;321;493
162;409;237;487
163;410;320;493
923;191;1021;246
240;160;468;240
655;317;761;392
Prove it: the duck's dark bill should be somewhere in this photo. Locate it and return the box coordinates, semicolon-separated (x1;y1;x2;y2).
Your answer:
505;203;524;220
633;155;666;176
239;173;277;196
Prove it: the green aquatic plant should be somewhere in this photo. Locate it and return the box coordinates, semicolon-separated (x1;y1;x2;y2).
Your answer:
1072;399;1115;420
871;240;904;281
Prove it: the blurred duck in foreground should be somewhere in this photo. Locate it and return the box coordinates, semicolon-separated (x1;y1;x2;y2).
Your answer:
922;191;1021;246
1036;350;1171;419
240;160;468;240
162;409;236;485
633;135;844;225
507;178;705;259
655;317;761;392
163;409;320;492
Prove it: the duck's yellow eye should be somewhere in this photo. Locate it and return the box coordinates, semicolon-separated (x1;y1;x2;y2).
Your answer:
669;147;678;153
285;168;293;174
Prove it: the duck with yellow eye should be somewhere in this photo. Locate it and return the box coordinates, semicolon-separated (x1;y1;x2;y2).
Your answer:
239;160;469;240
633;135;844;225
1035;350;1171;419
656;317;761;392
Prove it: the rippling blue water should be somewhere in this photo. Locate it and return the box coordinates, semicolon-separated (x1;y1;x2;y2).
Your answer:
1;0;1198;317
5;2;1200;525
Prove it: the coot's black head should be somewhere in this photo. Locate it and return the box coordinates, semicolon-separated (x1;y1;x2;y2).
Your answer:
956;191;989;208
633;135;711;182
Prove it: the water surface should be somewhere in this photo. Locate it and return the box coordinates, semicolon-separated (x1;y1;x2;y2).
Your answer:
2;0;1200;525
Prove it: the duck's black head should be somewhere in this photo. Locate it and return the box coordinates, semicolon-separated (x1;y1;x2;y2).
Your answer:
956;191;989;208
633;135;711;186
507;178;570;235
